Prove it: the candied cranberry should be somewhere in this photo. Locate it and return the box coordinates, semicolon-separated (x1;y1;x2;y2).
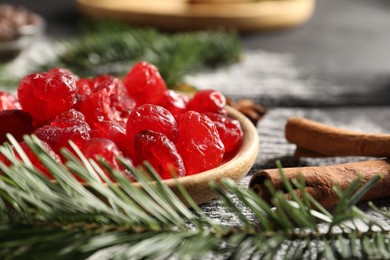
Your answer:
158;90;188;119
0;91;21;110
76;88;113;127
124;61;167;105
48;68;79;81
134;130;185;179
205;113;243;153
75;75;135;127
0;110;33;144
126;104;178;145
90;121;133;158
0;141;61;179
81;138;123;171
34;109;91;157
187;89;226;114
17;71;77;124
75;78;94;97
104;76;136;120
50;109;88;129
176;111;225;175
76;75;119;98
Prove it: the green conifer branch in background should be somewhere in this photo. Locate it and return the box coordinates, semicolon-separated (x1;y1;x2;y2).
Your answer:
0;21;241;89
1;135;390;259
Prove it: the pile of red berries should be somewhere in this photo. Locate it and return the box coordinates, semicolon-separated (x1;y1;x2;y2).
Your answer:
0;62;243;180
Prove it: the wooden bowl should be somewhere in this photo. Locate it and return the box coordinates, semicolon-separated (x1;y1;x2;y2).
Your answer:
76;0;315;32
155;106;259;205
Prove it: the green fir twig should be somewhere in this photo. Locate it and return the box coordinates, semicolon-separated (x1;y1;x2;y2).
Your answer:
0;135;389;259
0;21;241;89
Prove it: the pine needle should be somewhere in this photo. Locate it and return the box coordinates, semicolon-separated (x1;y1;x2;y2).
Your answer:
0;136;390;259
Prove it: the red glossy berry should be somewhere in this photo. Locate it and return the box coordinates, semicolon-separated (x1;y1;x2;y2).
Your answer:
134;130;185;179
90;121;133;159
124;61;167;105
176;111;225;175
158;90;188;118
104;76;136;121
84;75;133;109
126;104;178;145
75;78;94;97
50;108;88;128
75;75;135;127
81;138;123;171
0;110;33;144
76;88;113;127
0;91;21;110
187;89;226;114
34;109;91;157
17;71;77;124
205;113;243;153
48;68;79;81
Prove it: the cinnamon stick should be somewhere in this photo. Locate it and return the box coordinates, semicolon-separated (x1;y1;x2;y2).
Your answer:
285;117;390;157
226;98;267;125
249;159;390;208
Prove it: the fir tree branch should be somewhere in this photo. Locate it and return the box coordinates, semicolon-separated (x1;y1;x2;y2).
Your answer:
0;136;390;259
0;21;241;89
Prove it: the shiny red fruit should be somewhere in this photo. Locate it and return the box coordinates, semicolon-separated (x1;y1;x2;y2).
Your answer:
176;111;225;175
126;104;178;145
158;90;188;119
0;110;33;144
205;113;243;153
134;130;185;179
48;68;79;81
81;138;123;171
75;78;94;97
76;88;113;127
17;71;77;124
75;75;136;127
34;109;91;157
187;89;226;114
90;121;133;158
124;61;167;105
0;91;21;110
